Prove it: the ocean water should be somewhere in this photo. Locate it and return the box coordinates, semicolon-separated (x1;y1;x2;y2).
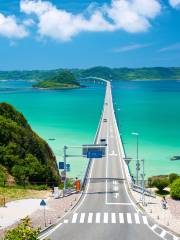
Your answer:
0;80;180;179
112;80;180;178
0;80;105;179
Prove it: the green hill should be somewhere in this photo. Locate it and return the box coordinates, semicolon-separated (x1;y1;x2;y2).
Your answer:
33;70;80;89
0;103;59;185
1;67;180;82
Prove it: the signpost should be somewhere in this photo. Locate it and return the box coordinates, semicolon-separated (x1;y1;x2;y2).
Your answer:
61;144;106;192
59;162;64;169
40;200;46;227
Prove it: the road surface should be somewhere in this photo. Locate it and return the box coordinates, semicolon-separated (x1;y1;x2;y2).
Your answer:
40;81;177;240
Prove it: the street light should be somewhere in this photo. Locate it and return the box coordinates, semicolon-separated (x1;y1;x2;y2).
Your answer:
131;132;140;185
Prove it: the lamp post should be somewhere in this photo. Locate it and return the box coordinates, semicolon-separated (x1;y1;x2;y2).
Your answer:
131;132;140;185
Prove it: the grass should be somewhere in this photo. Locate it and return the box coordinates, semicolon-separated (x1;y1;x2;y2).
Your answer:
0;186;50;207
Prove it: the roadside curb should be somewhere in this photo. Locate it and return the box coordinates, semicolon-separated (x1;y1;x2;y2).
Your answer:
39;191;83;238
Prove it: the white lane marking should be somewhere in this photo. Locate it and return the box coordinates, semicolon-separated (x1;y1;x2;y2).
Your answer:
134;213;140;224
113;185;118;191
119;213;124;223
114;193;119;199
160;230;167;238
87;212;93;223
96;213;101;223
72;213;78;223
80;213;85;223
63;219;68;224
127;213;132;224
151;224;157;231
106;202;132;205
39;223;63;240
111;213;116;223
104;212;108;223
142;216;148;225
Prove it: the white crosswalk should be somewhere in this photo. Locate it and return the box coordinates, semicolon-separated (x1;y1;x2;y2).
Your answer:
64;212;148;225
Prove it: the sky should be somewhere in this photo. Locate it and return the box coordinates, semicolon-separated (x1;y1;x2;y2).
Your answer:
0;0;180;70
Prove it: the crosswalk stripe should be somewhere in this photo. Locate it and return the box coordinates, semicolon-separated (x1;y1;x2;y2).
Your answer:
134;213;140;224
96;213;101;223
160;230;166;238
142;216;148;225
80;213;85;223
151;224;157;230
88;213;93;223
119;213;124;223
104;213;108;223
69;212;150;225
72;213;78;223
111;213;116;223
127;213;132;224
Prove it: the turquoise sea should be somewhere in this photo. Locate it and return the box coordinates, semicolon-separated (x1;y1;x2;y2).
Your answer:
0;80;180;178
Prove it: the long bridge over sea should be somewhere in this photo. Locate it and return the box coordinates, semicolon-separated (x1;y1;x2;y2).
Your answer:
39;79;178;240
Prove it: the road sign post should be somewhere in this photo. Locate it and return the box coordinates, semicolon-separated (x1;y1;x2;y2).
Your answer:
40;200;46;227
63;146;68;192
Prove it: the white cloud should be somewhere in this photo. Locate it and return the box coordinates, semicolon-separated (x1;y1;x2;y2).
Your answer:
169;0;180;8
0;13;28;39
159;42;180;52
113;43;150;52
20;0;161;41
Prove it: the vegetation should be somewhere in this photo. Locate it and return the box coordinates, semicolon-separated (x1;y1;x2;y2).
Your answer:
170;178;180;200
151;177;169;193
0;103;59;185
33;70;80;89
169;173;179;184
3;217;40;240
0;186;49;207
148;173;180;197
1;67;180;81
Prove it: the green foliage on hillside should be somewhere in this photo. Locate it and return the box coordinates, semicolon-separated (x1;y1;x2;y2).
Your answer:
1;67;180;81
33;70;80;89
0;103;59;184
78;66;180;80
170;178;180;200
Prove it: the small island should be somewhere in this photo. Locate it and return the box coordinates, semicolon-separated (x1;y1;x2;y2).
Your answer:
33;70;80;90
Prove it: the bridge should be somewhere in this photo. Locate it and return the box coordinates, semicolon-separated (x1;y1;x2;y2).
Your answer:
40;80;177;240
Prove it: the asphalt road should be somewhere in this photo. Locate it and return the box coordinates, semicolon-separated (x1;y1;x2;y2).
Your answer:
40;81;168;240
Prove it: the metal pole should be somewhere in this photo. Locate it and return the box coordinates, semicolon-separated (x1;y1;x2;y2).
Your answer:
136;134;140;185
141;159;145;205
64;146;67;192
44;206;46;227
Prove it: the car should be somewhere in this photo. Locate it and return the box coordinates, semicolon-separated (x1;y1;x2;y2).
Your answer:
100;138;107;145
103;118;107;122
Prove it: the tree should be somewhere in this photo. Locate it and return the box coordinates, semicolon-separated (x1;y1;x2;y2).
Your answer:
152;177;169;192
169;173;179;184
170;178;180;200
4;217;40;240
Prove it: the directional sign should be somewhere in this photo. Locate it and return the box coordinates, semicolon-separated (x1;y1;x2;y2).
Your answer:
87;150;103;158
83;144;106;158
40;199;46;206
59;162;64;169
66;163;71;172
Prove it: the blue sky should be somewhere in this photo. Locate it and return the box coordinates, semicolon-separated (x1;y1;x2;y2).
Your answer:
0;0;180;70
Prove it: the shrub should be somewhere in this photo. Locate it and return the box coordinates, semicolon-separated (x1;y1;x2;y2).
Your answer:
4;217;40;240
152;177;169;192
169;173;179;184
170;178;180;200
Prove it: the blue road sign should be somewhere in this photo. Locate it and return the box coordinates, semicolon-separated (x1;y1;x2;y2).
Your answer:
66;164;71;172
59;162;64;169
40;199;46;206
87;151;103;158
